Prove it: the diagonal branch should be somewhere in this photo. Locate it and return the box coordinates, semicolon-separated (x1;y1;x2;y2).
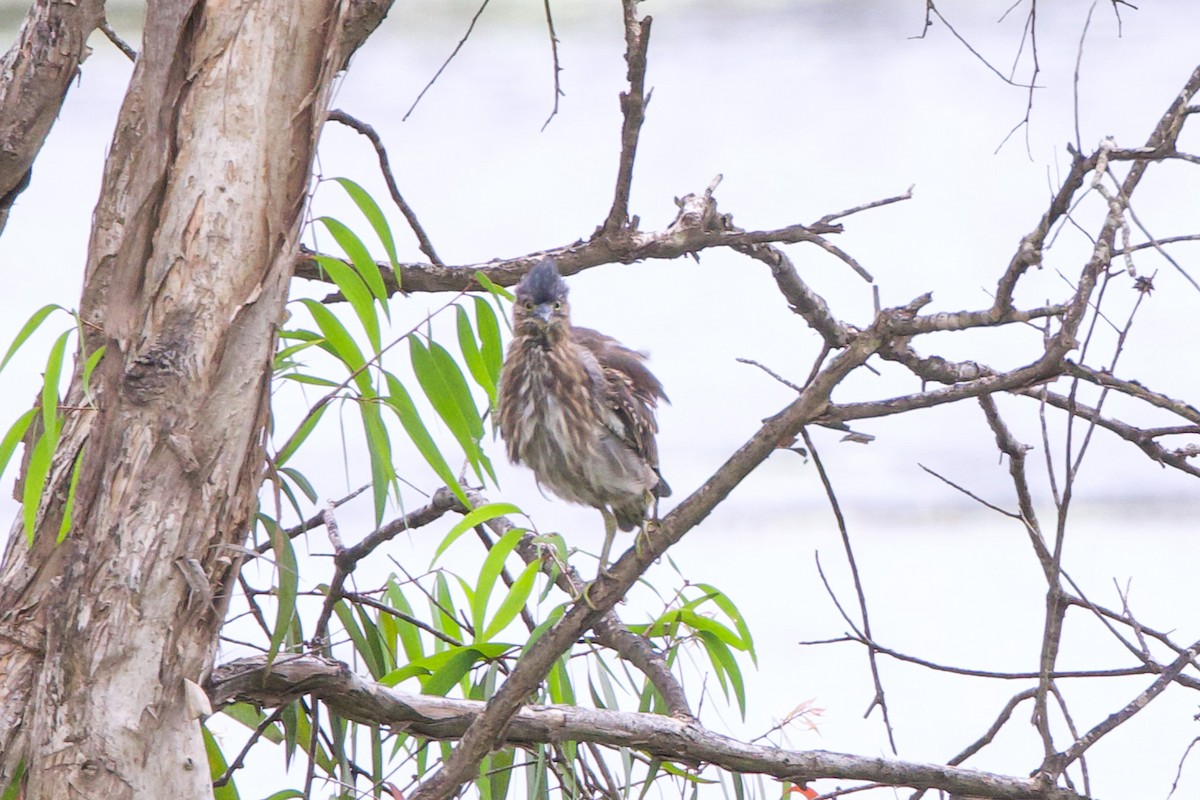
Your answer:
402;297;922;800
454;487;695;719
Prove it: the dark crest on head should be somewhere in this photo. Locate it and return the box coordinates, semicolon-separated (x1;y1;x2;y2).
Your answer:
517;259;569;305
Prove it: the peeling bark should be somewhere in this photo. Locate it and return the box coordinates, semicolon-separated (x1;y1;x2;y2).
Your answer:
0;0;346;796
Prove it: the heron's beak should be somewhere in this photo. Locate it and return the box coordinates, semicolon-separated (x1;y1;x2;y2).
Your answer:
532;303;555;325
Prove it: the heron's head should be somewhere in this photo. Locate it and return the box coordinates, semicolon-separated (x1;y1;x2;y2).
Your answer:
513;259;571;340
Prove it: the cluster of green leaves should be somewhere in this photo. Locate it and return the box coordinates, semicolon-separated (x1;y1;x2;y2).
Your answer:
220;563;756;800
0;306;104;546
270;178;507;528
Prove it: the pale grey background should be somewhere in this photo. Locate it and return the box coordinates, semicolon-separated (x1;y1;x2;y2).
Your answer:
2;0;1198;796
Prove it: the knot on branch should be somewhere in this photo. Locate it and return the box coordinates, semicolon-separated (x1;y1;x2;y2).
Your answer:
669;190;723;237
124;324;193;404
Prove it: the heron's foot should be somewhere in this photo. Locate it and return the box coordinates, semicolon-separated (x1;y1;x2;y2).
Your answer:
634;518;661;559
578;580;600;610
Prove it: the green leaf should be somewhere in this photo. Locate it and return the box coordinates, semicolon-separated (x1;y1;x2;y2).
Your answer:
637;760;662;800
677;609;748;652
380;642;510;687
333;597;376;669
282;700;300;768
0;303;62;375
330;177;398;290
0;760;25;800
275;336;323;367
275;401;330;466
433;572;464;643
429;339;484;440
220;703;283;745
522;604;565;654
527;744;549;800
80;345;106;403
201;723;241;800
311;251;381;353
475;270;513;302
355;603;392;678
482;560;540;642
423;646;487;696
456;304;495;405
279;372;341;389
260;791;304;800
471;526;526;636
22;431;55;546
360;400;396;526
693;582;757;664
385;577;425;662
318;215;391;306
486;747;515;800
592;659;620;710
474;296;505;392
0;408;36;482
279;466;318;504
41;330;71;437
433;502;522;564
547;653;575;705
266;521;298;664
56;445;85;542
383;374;467;505
409;336;491;485
298;298;371;394
697;630;746;718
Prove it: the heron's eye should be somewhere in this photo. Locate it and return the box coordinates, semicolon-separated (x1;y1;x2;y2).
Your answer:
553;301;562;310
524;301;534;311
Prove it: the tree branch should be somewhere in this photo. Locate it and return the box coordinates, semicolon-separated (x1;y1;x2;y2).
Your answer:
208;654;1088;800
0;0;105;236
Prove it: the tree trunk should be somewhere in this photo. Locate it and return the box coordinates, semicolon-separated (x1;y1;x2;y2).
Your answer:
0;0;344;796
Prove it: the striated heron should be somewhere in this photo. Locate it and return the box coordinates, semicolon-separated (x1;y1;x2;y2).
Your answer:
497;259;670;578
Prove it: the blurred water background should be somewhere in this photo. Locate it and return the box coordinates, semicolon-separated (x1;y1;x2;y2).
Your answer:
2;0;1199;796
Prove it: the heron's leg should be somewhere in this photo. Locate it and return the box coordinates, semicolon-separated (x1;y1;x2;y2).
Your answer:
581;509;618;610
597;508;618;577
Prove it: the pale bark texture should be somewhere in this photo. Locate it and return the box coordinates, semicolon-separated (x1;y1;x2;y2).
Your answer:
0;0;346;796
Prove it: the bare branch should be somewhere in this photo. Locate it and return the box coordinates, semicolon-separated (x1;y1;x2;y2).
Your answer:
539;0;565;131
99;18;138;61
1047;640;1200;774
804;429;897;753
0;0;105;235
327;109;446;267
601;3;652;235
209;654;1089;800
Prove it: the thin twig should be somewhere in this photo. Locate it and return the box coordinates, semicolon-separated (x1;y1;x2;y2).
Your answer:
327;109;445;267
213;706;287;787
918;462;1021;519
402;0;491;122
539;0;565;131
99;18;137;61
802;428;897;754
